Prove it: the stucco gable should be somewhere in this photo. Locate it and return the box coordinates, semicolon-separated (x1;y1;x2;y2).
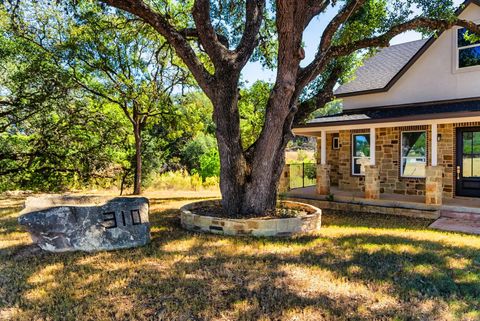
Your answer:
340;0;480;110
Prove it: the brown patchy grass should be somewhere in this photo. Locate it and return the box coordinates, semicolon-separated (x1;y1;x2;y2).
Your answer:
1;193;480;321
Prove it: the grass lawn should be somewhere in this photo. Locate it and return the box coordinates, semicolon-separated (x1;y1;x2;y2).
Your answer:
1;193;480;321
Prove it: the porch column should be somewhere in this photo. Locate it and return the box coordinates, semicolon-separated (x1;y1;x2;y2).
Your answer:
321;130;327;165
278;164;290;193
370;127;376;166
316;131;330;195
431;123;438;166
425;166;443;205
364;165;380;199
365;128;380;199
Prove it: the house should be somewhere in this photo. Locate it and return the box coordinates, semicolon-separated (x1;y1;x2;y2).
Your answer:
288;0;480;228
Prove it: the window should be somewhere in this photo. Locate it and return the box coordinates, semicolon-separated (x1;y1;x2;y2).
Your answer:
352;134;370;175
332;136;339;149
457;27;480;69
401;131;427;178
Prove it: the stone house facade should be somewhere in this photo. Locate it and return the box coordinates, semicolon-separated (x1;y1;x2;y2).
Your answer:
294;0;480;205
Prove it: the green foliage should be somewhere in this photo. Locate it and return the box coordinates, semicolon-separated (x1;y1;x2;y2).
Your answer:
199;148;220;180
311;99;343;119
304;163;317;180
181;133;218;173
238;81;271;149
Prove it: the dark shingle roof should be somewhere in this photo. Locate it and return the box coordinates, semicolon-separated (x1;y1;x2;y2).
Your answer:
334;39;429;96
304;99;480;127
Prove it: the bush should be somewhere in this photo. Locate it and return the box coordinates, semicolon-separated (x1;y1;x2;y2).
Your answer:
147;170;219;191
199;148;220;180
181;133;217;172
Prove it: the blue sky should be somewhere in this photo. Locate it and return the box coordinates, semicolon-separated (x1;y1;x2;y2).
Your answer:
241;0;464;85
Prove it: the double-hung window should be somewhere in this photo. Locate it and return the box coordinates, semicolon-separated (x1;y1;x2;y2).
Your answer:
352;134;370;175
401;131;427;178
457;27;480;69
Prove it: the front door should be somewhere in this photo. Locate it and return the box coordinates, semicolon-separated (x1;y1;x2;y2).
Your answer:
456;127;480;197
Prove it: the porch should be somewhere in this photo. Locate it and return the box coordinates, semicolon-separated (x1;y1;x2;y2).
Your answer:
286;185;480;213
283;104;480;234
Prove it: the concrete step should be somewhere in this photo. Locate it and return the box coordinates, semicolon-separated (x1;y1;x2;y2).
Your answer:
429;217;480;235
440;210;480;222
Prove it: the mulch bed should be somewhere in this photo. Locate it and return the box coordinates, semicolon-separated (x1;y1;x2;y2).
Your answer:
190;204;313;219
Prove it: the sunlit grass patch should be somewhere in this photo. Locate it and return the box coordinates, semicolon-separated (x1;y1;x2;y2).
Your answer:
0;194;479;320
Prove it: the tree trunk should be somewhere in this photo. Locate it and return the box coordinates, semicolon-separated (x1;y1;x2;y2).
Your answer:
212;78;295;217
133;123;142;195
211;77;249;217
212;2;304;217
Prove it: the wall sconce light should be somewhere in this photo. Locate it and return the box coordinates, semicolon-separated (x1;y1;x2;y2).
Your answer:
437;134;442;142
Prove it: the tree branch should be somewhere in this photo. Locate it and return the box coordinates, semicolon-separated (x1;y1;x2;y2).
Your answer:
294;65;343;125
99;0;214;97
298;17;480;95
329;18;480;59
179;27;230;48
319;0;367;53
297;0;366;89
191;0;233;67
234;0;266;67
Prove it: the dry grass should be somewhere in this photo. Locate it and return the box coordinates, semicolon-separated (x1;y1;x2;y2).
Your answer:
1;193;480;320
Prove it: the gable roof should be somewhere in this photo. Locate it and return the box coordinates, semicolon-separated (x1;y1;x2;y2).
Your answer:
335;39;428;96
335;0;480;98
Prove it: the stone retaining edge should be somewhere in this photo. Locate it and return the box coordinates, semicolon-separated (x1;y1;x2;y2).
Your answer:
180;200;322;237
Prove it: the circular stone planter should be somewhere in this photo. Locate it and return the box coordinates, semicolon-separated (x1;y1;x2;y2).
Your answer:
18;195;150;252
180;200;321;237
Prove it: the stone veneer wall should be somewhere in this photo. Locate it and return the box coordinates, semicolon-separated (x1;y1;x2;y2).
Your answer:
316;134;340;186
323;121;480;198
437;123;454;198
338;126;430;196
327;133;340;186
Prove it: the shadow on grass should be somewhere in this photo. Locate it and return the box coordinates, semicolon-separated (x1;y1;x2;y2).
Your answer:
0;205;479;320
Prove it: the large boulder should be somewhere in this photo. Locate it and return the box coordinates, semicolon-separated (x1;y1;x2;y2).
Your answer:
18;195;150;252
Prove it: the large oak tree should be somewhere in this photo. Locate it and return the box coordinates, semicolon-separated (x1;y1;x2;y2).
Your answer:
85;0;479;216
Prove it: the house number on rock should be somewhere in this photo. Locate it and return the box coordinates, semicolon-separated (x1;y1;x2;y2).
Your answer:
102;209;142;229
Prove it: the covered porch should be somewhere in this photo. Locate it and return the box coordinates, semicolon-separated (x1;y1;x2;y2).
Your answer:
286;101;480;207
279;101;480;233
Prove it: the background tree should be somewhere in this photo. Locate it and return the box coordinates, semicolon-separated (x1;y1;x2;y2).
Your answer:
8;1;192;194
85;0;480;216
0;26;132;191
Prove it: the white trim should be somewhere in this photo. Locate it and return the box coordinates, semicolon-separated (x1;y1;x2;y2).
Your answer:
370;127;376;166
431;123;438;166
293;115;480;136
400;130;427;178
453;25;480;73
332;136;340;149
351;133;371;176
321;130;327;165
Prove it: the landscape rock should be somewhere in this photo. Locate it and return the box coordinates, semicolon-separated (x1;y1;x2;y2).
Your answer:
18;196;150;252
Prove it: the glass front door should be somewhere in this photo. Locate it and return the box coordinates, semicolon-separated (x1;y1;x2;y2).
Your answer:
456;127;480;197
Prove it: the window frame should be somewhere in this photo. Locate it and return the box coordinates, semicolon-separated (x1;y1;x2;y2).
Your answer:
351;133;371;176
400;130;427;179
454;24;480;72
332;136;340;150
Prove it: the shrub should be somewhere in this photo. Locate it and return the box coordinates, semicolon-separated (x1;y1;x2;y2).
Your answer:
199;148;220;180
146;170;219;191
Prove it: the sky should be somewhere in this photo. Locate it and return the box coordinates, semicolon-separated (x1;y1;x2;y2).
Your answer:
241;0;464;85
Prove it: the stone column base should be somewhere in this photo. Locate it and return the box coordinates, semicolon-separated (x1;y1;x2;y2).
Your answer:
364;165;380;200
316;164;331;195
425;166;444;205
278;164;290;193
